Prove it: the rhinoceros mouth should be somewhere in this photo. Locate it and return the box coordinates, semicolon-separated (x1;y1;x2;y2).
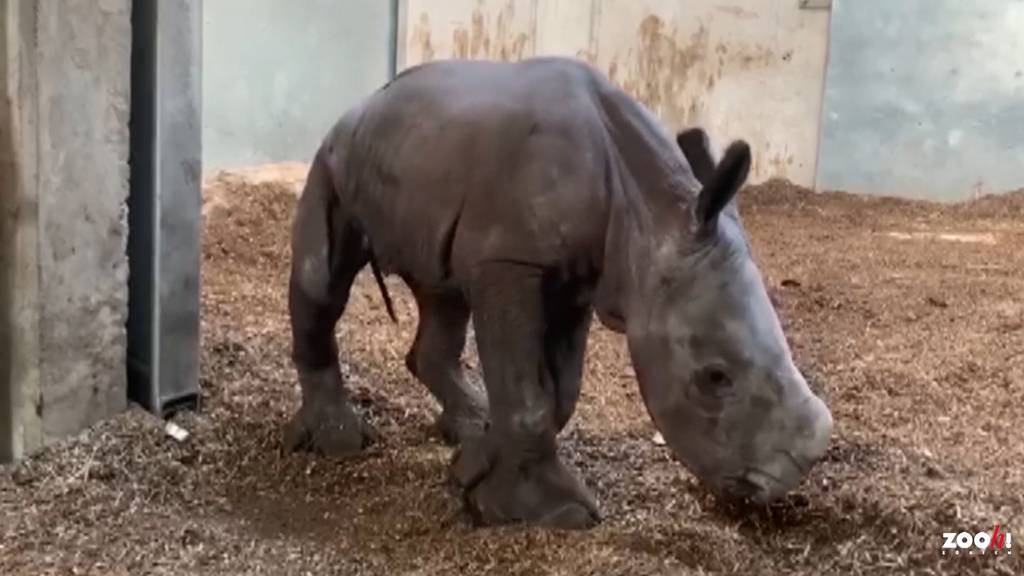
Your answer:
720;474;764;500
720;467;791;504
776;448;813;476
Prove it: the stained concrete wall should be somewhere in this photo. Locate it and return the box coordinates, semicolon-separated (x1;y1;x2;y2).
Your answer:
202;0;394;172
817;0;1024;201
401;0;831;186
1;0;131;460
1;0;16;462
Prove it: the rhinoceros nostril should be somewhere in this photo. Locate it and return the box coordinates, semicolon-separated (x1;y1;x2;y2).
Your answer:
694;365;734;398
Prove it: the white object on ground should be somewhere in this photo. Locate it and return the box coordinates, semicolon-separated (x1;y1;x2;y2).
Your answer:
165;422;190;442
652;431;666;446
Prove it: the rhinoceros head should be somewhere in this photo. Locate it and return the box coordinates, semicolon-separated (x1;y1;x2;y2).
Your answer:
626;130;832;505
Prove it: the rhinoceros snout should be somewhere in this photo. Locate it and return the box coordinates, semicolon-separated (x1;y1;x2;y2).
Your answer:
742;394;833;504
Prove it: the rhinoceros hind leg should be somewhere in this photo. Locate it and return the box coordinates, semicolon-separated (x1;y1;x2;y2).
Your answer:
284;152;376;458
449;262;600;529
283;366;378;458
405;291;488;445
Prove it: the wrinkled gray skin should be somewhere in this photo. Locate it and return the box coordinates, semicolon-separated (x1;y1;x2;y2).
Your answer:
285;56;832;530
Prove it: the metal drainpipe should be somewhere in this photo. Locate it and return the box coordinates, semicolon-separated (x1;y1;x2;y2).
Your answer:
388;0;400;79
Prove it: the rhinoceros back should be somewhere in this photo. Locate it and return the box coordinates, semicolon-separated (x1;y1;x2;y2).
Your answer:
324;58;627;289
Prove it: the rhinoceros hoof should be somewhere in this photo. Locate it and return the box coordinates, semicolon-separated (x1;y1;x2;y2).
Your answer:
451;439;601;530
283;402;377;459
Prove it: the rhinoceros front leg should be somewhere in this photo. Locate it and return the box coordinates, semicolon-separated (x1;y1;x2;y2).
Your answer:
546;289;593;432
405;291;488;445
451;262;600;530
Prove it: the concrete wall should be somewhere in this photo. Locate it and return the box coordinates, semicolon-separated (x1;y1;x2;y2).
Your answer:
0;0;131;460
817;0;1024;200
401;0;831;186
1;0;16;462
202;0;394;172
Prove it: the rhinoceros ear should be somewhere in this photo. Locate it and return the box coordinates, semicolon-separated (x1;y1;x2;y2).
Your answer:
676;127;716;187
694;140;751;234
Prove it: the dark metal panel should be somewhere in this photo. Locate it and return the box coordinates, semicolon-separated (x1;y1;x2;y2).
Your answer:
128;0;202;417
127;0;158;413
154;0;202;414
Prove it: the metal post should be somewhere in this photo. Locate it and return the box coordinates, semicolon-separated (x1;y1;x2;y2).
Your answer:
128;0;203;417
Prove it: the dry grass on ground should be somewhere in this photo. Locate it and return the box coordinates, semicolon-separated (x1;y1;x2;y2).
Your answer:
2;168;1022;575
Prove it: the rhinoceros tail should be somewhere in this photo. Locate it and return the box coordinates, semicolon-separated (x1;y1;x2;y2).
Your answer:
369;255;398;323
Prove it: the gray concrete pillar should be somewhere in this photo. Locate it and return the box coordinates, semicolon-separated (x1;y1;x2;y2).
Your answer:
1;0;20;462
1;0;133;461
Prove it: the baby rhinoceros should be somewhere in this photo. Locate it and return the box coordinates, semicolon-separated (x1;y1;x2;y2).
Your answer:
285;56;833;529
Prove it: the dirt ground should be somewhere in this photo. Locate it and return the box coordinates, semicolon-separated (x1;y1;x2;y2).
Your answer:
2;167;1022;575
